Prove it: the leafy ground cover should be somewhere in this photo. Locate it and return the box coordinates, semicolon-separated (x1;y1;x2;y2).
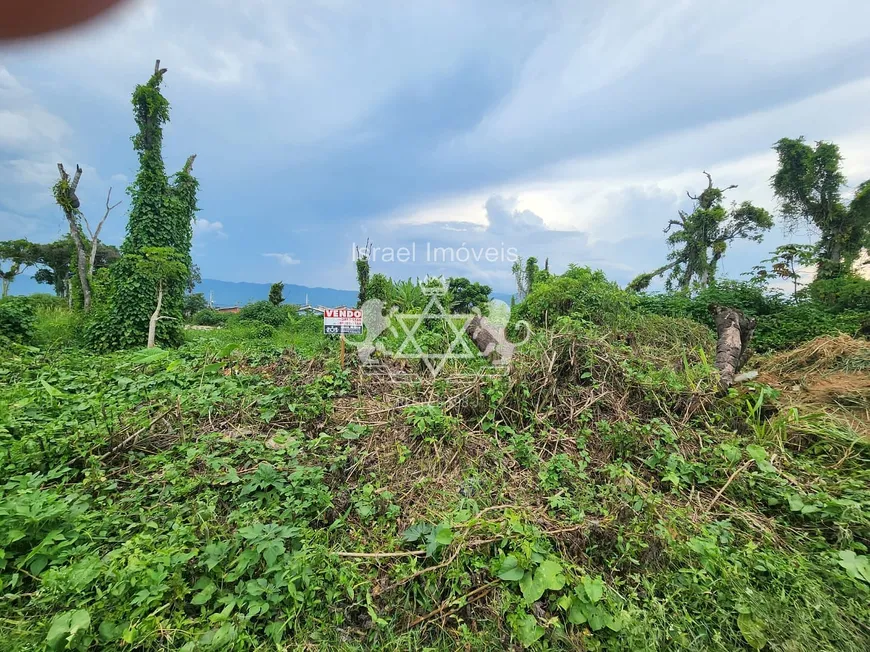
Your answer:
0;316;868;650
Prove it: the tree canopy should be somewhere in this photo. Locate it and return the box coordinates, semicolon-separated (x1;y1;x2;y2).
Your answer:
772;137;870;279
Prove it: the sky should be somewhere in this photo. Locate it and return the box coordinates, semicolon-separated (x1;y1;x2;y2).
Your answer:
2;0;870;294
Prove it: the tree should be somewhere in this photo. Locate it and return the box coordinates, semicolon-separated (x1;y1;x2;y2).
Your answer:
135;247;187;348
182;292;208;318
90;60;199;350
187;263;202;294
632;172;773;292
512;256;530;300
745;244;816;300
31;237;120;299
53;169;122;310
448;277;492;313
268;281;285;306
355;239;372;307
772;137;870;279
0;239;36;297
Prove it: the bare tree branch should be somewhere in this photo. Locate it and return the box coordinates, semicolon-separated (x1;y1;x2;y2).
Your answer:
85;187;122;276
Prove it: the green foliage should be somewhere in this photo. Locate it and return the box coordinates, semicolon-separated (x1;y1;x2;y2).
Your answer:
809;275;870;312
636;279;867;352
0;239;37;297
238;301;287;327
514;265;633;330
191;308;229;326
752;303;865;352
448;276;492;313
366;273;392;303
772;137;870;278
183;292;208;318
662;174;773;291
89;63;198;351
268;282;284;306
2;264;869;650
0;296;36;343
745;243;817;299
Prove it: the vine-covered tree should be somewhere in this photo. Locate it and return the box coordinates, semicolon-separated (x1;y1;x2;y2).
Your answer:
355;239;372;307
0;239;36;297
772;137;870;279
630;172;772;292
90;60;198;350
268;282;284;306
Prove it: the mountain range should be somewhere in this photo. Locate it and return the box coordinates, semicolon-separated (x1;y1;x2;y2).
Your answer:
9;276;513;308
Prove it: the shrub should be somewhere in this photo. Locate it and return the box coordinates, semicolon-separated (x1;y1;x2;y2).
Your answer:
635;280;786;329
249;323;276;339
33;307;82;348
238;300;287;327
0;296;36;343
753;304;864;353
26;293;67;310
514;266;633;330
191;309;229;326
808;275;870;313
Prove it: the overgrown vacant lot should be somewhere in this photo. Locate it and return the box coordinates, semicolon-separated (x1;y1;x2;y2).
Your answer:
1;319;868;651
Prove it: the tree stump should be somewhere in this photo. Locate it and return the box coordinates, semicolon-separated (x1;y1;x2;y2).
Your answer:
710;305;756;387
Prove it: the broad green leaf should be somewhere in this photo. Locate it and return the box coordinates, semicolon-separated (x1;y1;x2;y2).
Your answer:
46;612;72;650
434;524;453;545
838;550;870;583
536;560;566;591
497;555;525;582
514;613;544;647
737;613;767;650
568;600;587;625
582;576;605;603
519;569;546;604
787;495;804;512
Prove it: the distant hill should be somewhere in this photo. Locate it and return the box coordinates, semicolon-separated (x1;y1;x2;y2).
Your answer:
196;279;358;308
9;276;513;308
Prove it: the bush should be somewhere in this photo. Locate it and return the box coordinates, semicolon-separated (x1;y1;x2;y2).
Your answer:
514;266;633;330
26;293;67;310
191;309;229;326
808;275;870;313
635;280;786;329
0;296;36;343
238;300;287;327
33;307;82;348
753;304;865;353
249;323;276;339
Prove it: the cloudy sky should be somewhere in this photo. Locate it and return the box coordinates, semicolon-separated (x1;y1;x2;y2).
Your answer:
2;0;870;293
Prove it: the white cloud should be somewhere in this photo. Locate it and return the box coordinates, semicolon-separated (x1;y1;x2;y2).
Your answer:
263;252;301;266
193;218;226;238
110;173;129;184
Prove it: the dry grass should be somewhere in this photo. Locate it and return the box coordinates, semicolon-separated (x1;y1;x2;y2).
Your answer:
758;335;870;441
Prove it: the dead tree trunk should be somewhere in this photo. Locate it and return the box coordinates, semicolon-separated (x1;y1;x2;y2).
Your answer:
710;305;756;387
57;163;92;311
466;315;500;361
